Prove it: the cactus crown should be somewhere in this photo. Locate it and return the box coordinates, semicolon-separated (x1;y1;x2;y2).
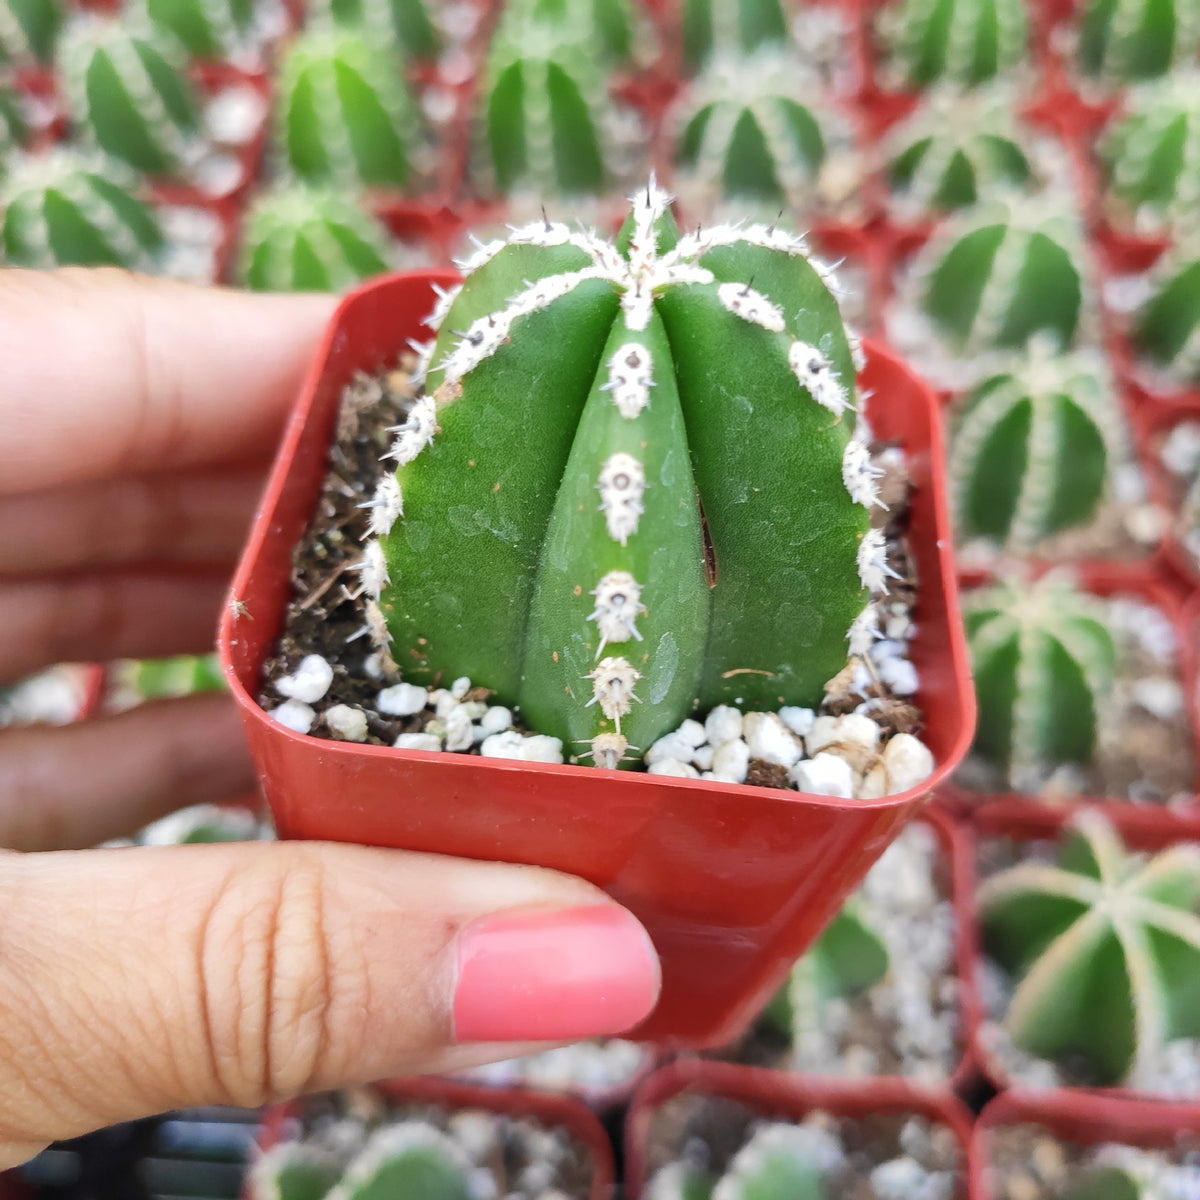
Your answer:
879;0;1029;87
238;184;393;292
682;0;789;73
916;193;1089;354
1;148;163;269
275;26;420;189
950;343;1128;549
964;575;1115;787
1133;229;1200;381
0;0;62;66
308;0;438;60
367;180;881;768
479;0;637;196
58;15;202;177
673;49;835;208
1100;70;1200;228
1078;0;1200;81
885;84;1033;214
980;809;1200;1085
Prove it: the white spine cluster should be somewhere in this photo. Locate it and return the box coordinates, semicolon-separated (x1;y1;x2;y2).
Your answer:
596;452;647;545
788;341;852;416
406;337;435;391
847;602;881;657
452;233;506;274
351;539;389;599
602;342;655;418
386;395;437;465
717;281;786;331
423;281;462;331
359;473;403;536
578;731;632;769
585;656;642;730
842;438;886;509
857;528;900;593
589;570;645;652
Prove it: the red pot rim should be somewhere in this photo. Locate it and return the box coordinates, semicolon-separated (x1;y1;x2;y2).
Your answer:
623;1058;974;1199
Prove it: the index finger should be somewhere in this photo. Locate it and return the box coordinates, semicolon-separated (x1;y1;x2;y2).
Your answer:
0;268;336;497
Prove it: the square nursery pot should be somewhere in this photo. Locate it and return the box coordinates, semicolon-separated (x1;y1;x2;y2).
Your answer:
243;1076;615;1200
218;269;975;1048
624;1057;975;1199
973;1089;1200;1199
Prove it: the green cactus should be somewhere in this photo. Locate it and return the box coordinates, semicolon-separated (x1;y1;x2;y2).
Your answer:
0;83;26;161
682;0;788;73
1132;235;1200;382
673;49;832;208
0;0;62;66
949;346;1128;549
1;148;164;269
275;27;420;189
915;195;1088;353
132;653;226;698
885;84;1034;214
363;182;879;768
980;809;1200;1085
878;0;1029;87
238;185;393;292
58;15;203;177
1100;71;1200;228
1077;0;1200;82
309;0;438;60
252;1122;477;1200
1064;1167;1144;1200
141;0;255;61
964;575;1115;787
479;0;638;196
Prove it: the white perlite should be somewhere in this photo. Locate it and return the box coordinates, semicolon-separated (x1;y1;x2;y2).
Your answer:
376;682;428;716
270;699;317;734
480;730;564;763
324;704;368;742
743;711;804;768
789;752;856;798
275;655;334;704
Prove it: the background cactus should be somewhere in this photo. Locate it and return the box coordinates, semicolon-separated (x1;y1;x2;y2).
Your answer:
1;148;164;268
0;82;26;160
1077;0;1200;82
884;84;1034;214
310;0;438;61
949;346;1129;549
964;575;1115;787
672;49;834;209
478;0;637;196
877;0;1029;88
0;0;62;66
1064;1166;1147;1200
130;653;225;698
914;195;1089;354
275;27;420;189
1100;70;1200;229
980;809;1200;1085
58;15;203;177
681;0;788;74
237;184;393;291
1133;233;1200;382
368;182;877;767
141;0;255;61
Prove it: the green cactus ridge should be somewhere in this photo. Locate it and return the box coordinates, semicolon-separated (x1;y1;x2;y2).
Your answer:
1078;0;1200;81
143;0;255;61
325;1123;476;1200
880;0;1029;86
682;0;789;73
1063;1165;1146;1200
1;148;164;269
0;0;62;66
964;575;1116;787
238;185;393;292
950;344;1128;548
917;193;1089;353
980;809;1200;1085
362;182;881;768
713;1123;837;1200
276;27;420;189
58;15;203;177
1133;231;1200;381
309;0;438;60
885;84;1034;214
1101;70;1200;227
674;49;837;207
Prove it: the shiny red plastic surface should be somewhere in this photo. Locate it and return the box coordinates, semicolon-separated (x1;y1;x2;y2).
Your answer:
624;1059;975;1199
217;270;975;1048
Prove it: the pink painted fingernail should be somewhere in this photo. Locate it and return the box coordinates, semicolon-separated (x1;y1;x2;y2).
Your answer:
453;905;661;1043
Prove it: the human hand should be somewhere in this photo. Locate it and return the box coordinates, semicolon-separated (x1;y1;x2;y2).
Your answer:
0;270;661;1168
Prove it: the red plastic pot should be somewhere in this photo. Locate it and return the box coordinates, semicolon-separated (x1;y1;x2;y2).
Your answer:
964;799;1200;1097
624;1058;974;1199
244;1076;614;1200
972;1089;1200;1198
217;269;975;1048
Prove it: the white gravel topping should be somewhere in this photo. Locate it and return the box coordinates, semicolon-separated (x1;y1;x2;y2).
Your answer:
711;738;751;783
376;682;429;716
480;731;564;763
778;706;815;737
443;705;476;751
788;753;856;797
270;699;317;733
645;729;702;765
705;704;744;744
450;675;472;699
743;711;804;768
479;705;514;736
393;732;442;752
275;654;334;703
647;759;700;778
324;704;368;742
806;713;880;763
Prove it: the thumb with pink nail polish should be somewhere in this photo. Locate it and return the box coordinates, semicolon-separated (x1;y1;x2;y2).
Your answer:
0;842;661;1169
